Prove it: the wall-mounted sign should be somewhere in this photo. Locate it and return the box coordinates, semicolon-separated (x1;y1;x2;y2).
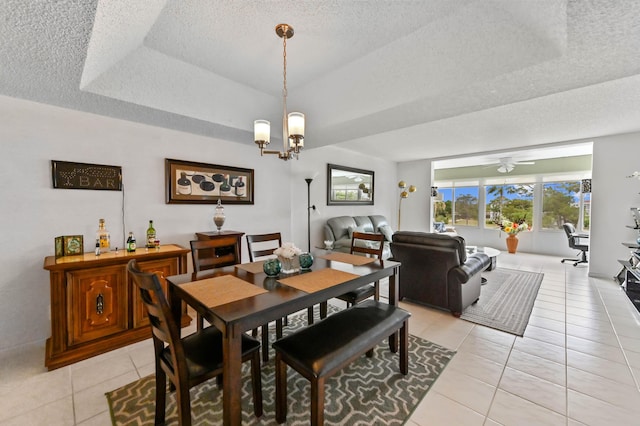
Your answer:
51;160;122;191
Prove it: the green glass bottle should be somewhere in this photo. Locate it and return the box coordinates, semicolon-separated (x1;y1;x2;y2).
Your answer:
146;220;156;248
126;232;136;252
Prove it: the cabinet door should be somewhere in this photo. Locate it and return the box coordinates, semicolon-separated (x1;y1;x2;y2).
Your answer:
67;265;128;345
131;258;178;328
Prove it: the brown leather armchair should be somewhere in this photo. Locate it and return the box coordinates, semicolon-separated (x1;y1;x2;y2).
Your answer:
390;231;490;316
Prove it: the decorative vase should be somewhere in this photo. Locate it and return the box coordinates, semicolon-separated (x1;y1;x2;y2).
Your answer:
263;258;282;276
278;255;300;274
299;252;314;269
213;199;225;233
506;234;519;254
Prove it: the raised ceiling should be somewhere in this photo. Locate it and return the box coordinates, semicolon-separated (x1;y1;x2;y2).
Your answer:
1;0;639;162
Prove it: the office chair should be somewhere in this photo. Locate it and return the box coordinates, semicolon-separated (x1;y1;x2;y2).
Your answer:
561;222;589;266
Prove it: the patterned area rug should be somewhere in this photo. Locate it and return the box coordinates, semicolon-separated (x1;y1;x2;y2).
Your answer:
106;306;455;425
461;267;544;336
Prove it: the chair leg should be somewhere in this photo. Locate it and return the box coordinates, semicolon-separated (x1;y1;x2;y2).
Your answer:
275;353;288;424
196;313;204;331
374;280;380;301
261;324;269;362
308;306;315;325
176;377;192;426
399;320;409;375
250;350;263;417
155;367;167;425
310;376;325;426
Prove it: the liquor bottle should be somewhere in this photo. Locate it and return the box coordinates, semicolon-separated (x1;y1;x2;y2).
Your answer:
177;172;191;195
235;176;246;197
95;239;101;256
96;219;110;252
146;220;156;248
220;174;232;196
126;232;136;252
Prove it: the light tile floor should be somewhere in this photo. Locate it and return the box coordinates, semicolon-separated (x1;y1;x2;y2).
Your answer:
1;253;640;425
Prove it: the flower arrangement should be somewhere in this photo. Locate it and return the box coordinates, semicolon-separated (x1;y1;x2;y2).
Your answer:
498;219;530;235
274;242;302;259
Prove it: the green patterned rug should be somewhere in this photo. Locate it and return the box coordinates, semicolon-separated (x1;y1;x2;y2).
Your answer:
106;307;455;425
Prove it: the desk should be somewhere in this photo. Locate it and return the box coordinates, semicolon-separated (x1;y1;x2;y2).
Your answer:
167;255;400;425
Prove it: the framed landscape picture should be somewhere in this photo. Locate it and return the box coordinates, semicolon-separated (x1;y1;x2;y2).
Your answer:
165;158;254;204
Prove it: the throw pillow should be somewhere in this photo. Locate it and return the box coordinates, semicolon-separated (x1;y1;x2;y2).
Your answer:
378;224;394;242
348;225;367;239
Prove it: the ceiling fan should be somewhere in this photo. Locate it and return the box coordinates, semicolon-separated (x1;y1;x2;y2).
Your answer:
487;157;536;173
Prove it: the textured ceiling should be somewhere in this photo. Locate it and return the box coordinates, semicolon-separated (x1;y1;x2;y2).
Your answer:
1;0;639;162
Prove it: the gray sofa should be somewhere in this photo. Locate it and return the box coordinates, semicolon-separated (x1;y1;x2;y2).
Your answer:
323;215;393;259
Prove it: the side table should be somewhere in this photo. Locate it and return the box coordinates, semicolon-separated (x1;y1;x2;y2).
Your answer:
195;230;245;262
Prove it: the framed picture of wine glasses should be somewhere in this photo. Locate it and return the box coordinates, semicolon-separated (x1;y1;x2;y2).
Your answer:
165;158;254;204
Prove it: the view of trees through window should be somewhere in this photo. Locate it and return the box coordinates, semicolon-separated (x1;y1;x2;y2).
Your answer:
486;184;533;228
542;182;587;230
435;180;589;231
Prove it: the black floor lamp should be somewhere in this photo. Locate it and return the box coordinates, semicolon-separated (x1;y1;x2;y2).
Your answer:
305;178;316;252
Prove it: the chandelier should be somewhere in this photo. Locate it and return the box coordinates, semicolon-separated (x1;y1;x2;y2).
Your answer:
254;24;305;161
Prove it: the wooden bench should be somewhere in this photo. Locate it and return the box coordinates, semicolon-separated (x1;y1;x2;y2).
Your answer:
272;300;411;425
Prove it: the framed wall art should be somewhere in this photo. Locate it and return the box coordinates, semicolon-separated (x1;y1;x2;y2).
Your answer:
51;160;122;191
327;163;374;205
165;158;254;204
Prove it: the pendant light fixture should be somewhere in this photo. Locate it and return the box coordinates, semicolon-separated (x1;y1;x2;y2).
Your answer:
254;24;305;161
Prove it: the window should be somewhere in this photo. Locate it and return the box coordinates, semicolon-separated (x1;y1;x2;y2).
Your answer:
435;188;453;225
435;186;479;227
542;181;591;230
485;184;533;228
454;186;479;226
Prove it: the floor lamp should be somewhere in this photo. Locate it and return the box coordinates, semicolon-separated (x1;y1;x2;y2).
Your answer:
397;180;417;231
305;178;316;252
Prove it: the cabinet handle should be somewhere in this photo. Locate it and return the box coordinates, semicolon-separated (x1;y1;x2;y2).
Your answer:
96;293;104;315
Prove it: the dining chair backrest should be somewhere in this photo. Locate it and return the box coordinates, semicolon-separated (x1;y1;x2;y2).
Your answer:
246;232;282;262
350;231;385;259
190;237;241;272
127;259;186;375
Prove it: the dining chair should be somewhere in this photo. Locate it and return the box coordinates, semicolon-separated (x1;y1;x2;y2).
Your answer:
245;232;290;361
127;259;263;425
190;238;241;330
336;231;385;307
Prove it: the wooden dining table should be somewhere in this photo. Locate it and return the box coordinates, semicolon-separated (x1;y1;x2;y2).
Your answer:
166;252;400;425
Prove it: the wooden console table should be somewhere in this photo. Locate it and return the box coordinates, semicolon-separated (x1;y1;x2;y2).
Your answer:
195;230;245;262
43;244;189;370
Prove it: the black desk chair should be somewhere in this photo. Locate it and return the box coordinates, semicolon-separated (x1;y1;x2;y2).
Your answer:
561;223;589;266
127;259;263;425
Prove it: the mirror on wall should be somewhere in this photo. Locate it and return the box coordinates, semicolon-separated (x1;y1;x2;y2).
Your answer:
327;164;374;205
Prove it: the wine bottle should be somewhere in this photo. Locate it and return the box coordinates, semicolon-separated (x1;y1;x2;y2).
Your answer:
235;176;246;196
126;232;136;252
96;218;110;252
220;174;232;196
146;220;156;248
177;172;191;195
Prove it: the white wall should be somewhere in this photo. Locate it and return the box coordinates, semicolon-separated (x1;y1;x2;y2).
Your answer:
0;95;292;350
590;133;640;278
0;95;399;352
290;146;398;251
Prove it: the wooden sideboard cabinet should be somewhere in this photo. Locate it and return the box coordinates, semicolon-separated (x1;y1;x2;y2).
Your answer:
43;244;190;370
